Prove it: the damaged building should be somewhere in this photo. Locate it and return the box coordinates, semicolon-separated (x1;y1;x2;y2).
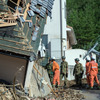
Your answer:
0;0;92;98
0;0;55;97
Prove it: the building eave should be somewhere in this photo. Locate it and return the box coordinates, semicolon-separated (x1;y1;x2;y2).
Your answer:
67;25;77;45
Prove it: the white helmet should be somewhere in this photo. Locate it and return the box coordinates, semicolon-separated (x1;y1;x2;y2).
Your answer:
91;56;95;60
86;57;90;61
52;56;55;60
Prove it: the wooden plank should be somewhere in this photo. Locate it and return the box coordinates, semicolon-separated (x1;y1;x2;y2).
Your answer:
16;0;21;13
0;23;17;27
0;38;27;45
0;21;7;24
0;43;32;52
24;3;30;20
3;18;17;20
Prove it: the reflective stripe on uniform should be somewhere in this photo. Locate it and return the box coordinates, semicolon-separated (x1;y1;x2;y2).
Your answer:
91;66;97;68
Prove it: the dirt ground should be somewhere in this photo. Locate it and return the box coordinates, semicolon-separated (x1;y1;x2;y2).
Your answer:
40;79;100;100
0;79;100;100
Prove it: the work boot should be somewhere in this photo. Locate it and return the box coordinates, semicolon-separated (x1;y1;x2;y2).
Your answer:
86;85;90;89
90;87;93;90
97;84;100;90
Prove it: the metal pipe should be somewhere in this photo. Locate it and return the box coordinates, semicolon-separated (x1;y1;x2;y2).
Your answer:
60;0;63;57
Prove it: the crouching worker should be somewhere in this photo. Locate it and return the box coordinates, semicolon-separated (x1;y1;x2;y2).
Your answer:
45;58;53;85
52;57;60;89
73;58;84;87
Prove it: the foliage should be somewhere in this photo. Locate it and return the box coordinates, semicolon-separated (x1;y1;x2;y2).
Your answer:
67;0;100;51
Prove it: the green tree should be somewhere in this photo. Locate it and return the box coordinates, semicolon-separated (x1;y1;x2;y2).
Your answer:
67;0;100;50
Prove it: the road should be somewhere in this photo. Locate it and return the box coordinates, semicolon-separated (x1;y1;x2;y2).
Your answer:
82;90;100;100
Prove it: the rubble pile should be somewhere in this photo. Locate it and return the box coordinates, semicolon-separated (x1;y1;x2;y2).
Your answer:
0;86;15;100
0;79;87;100
55;88;84;100
0;84;28;100
0;85;85;100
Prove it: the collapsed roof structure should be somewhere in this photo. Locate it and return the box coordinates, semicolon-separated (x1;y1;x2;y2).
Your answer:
0;0;55;97
0;0;55;61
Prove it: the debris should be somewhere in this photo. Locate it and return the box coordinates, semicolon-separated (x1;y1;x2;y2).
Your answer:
0;79;87;100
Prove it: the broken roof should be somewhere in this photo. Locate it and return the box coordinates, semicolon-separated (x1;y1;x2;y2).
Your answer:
0;0;55;60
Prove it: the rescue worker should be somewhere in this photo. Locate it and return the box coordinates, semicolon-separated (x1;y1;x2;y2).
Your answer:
85;57;90;88
89;56;100;89
52;57;60;89
60;56;68;88
45;58;53;85
73;58;84;87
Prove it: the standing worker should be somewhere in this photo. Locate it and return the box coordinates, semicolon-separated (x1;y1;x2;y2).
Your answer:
73;58;84;87
45;58;53;85
52;57;60;89
60;56;68;88
85;57;90;88
89;56;100;89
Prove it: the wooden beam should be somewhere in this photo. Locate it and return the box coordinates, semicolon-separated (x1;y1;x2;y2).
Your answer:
0;21;7;24
0;38;27;45
23;3;30;20
0;44;32;52
15;0;21;13
0;23;17;27
9;0;21;8
3;18;17;20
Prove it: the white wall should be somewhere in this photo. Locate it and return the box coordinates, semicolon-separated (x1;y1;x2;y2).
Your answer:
51;39;61;59
65;49;87;66
65;49;96;80
24;61;34;88
61;0;67;39
44;0;61;40
43;0;67;58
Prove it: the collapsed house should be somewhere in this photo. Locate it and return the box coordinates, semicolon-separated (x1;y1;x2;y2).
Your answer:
0;0;94;98
0;0;55;97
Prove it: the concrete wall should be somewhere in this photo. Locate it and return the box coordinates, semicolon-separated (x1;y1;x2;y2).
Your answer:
0;54;27;84
28;63;51;97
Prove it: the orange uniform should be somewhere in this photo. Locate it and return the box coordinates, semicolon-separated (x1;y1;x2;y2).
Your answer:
89;60;99;87
52;61;60;85
85;62;90;85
